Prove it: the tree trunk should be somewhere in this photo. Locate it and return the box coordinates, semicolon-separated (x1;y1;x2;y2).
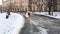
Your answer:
48;7;51;15
7;11;10;15
6;10;10;19
1;10;2;13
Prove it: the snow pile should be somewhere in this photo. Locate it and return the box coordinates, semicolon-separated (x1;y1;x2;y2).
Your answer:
34;12;60;19
0;13;25;34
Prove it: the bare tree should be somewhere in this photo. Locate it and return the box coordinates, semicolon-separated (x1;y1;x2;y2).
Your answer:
6;6;11;19
47;0;52;15
0;5;2;13
28;0;32;12
1;5;2;13
6;0;12;19
52;0;57;11
47;0;57;15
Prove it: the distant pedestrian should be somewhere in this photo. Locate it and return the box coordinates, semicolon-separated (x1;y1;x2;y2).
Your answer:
28;12;30;17
25;12;29;17
25;11;31;17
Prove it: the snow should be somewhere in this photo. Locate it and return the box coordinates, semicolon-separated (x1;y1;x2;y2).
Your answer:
30;19;48;34
37;27;48;34
0;12;25;34
0;0;2;5
34;12;60;19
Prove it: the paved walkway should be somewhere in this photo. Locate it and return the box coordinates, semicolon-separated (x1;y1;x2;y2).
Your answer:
29;14;60;34
1;12;60;34
12;12;60;34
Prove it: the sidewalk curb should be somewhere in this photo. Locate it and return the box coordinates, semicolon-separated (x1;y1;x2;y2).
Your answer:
34;14;59;20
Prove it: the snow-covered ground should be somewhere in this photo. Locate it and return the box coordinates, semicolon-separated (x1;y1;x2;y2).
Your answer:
30;19;48;34
34;12;60;19
37;27;48;34
0;12;48;34
0;13;25;34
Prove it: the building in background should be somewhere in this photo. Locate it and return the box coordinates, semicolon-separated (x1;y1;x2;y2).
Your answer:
28;0;60;12
2;0;29;11
57;0;60;11
2;0;60;12
2;0;20;11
